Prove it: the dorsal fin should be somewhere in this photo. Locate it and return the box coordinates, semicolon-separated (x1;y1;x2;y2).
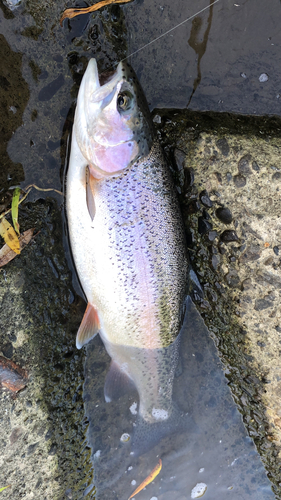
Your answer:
76;303;100;349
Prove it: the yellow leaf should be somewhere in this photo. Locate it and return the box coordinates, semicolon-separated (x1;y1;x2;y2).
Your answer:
0;217;20;254
12;187;21;235
128;459;162;499
0;485;11;493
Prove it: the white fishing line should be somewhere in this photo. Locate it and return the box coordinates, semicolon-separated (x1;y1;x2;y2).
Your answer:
120;0;220;63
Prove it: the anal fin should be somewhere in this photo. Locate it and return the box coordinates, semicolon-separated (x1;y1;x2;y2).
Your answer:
104;361;136;403
76;303;100;349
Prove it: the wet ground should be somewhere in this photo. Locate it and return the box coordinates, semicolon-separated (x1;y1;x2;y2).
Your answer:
83;299;275;500
2;0;281;498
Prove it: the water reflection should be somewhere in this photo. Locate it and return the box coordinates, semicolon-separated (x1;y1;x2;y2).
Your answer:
84;298;274;499
187;0;215;108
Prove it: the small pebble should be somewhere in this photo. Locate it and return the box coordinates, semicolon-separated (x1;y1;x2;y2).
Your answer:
225;271;240;288
185;167;195;188
240;244;261;262
214;171;222;183
198;217;212;235
208;231;218;241
252;161;260;172
220;230;239;242
153;115;161;124
254;298;273;311
259;73;269;82
211;254;220;270
174;149;186;170
2;342;13;359
216;138;229;156
238;154;252;176
241;278;252;291
233;174;246;187
199;190;213;208
202;209;211;220
273;246;279;255
215;207;233;224
218;243;226;254
186;199;200;214
240;72;247;78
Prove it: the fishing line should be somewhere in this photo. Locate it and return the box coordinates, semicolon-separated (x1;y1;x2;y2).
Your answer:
119;0;220;64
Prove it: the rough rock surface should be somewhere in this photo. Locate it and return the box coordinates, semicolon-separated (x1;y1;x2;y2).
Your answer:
0;200;93;499
154;110;281;497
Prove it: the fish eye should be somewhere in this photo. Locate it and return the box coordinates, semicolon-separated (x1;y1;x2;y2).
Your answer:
117;91;133;112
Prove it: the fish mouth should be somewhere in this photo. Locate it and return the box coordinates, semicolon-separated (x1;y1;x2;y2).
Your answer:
98;68;116;87
98;61;131;87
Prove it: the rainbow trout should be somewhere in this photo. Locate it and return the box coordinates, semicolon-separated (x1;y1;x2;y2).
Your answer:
67;59;189;449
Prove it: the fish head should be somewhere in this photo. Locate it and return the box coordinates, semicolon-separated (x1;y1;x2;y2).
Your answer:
74;58;154;179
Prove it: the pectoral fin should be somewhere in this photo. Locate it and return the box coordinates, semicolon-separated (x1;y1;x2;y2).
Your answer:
86;166;96;220
76;303;100;349
104;361;136;403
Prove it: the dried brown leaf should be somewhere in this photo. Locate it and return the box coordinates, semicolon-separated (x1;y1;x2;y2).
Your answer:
0;356;28;392
0;229;35;267
60;0;132;26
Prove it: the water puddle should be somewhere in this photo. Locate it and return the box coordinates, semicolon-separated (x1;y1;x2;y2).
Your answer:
84;299;274;499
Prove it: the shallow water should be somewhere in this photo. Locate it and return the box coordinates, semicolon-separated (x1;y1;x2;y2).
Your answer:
84;299;274;499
